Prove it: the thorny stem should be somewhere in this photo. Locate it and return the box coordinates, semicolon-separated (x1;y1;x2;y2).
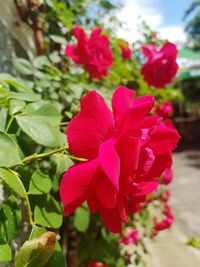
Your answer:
22;146;69;164
21;146;87;165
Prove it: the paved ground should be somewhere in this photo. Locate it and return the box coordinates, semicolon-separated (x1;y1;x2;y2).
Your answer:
146;150;200;267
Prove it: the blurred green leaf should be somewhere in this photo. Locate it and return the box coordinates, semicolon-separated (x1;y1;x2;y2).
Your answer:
9;99;26;115
9;92;41;102
49;35;66;45
0;132;22;167
0;242;12;263
0;195;21;242
187;237;200;249
13;58;34;76
0;108;8;131
74;206;90;232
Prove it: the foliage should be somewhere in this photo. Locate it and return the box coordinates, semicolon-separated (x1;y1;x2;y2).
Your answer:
184;0;200;51
0;0;182;266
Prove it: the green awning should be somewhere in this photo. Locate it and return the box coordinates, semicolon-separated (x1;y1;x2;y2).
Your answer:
177;48;200;80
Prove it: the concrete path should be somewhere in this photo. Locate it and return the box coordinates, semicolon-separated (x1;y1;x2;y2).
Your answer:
146;150;200;267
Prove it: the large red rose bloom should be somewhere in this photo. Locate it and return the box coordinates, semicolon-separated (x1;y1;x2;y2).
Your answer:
60;86;180;233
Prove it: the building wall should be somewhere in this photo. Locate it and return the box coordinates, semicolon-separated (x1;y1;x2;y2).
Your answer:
0;0;36;72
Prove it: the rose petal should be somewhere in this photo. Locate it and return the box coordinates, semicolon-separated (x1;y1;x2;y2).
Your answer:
112;86;136;124
100;206;122;233
148;124;180;155
68;91;114;159
99;139;120;190
60;159;99;215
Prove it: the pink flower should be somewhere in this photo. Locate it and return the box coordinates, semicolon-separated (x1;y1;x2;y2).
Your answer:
141;42;178;88
119;42;132;60
60;86;180;233
119;229;140;245
65;26;113;80
155;101;174;118
88;263;109;267
161;190;171;202
160;167;173;185
153;204;174;234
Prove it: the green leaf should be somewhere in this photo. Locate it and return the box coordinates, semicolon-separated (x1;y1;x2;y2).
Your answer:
52;155;73;192
16;115;64;147
14;231;56;267
49;35;66;45
33;56;51;68
34;195;63;228
13;58;34;75
52;156;74;192
139;208;153;231
187;237;200;249
0;168;26;198
0;108;8;131
0;74;33;93
0;132;22;167
49;52;62;64
9;99;26;115
29;170;52;195
0;195;21;242
55;155;73;178
29;226;46;240
74;206;90;232
0;242;12;263
25;102;62;126
44;240;66;267
29;228;66;267
9;92;41;102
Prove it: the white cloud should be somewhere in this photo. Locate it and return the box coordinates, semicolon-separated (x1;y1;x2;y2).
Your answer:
117;0;164;42
159;26;187;44
116;0;186;45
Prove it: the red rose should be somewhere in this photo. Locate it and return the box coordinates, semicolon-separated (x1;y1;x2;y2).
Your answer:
60;86;180;233
88;263;109;267
153;204;174;234
119;42;132;60
155;101;174;118
65;26;113;80
141;42;178;88
119;229;140;245
160;167;173;185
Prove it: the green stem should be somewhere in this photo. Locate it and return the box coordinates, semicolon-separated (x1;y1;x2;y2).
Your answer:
22;146;87;165
60;122;69;126
22;146;69;164
25;193;35;227
5;115;15;133
67;154;87;162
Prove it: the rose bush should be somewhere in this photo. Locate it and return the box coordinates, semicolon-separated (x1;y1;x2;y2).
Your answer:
0;1;183;266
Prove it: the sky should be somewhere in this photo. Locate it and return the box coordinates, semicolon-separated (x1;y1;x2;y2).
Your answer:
116;0;192;44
